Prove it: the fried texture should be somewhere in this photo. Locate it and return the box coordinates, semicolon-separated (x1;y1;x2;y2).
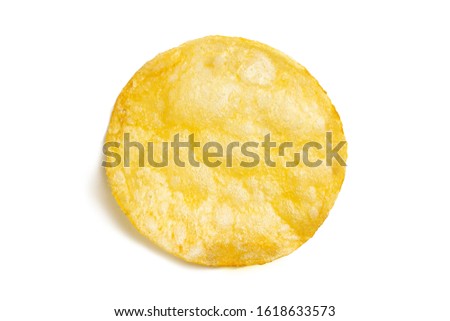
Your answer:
105;36;346;266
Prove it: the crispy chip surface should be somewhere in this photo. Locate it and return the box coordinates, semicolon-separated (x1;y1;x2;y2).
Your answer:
105;36;347;266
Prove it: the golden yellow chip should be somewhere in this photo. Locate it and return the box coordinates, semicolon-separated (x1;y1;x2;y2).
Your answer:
104;36;347;266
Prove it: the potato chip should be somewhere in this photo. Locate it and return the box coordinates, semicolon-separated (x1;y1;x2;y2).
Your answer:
104;36;347;266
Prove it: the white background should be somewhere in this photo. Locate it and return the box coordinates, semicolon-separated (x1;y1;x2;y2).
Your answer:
1;1;449;320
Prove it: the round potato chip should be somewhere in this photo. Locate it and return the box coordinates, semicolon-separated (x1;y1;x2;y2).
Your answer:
104;36;347;266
